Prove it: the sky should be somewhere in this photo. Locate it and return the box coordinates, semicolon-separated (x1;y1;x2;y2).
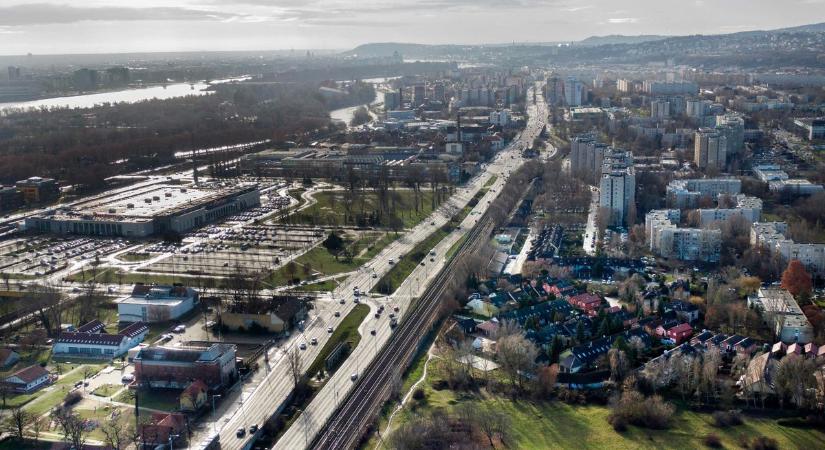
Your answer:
0;0;824;55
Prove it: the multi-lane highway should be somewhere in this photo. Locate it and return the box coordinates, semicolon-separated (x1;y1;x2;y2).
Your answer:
191;84;547;449
272;82;548;450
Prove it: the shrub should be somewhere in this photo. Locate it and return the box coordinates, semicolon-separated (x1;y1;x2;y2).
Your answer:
63;391;82;407
750;436;779;450
703;433;722;448
713;410;744;428
608;390;674;430
412;388;426;401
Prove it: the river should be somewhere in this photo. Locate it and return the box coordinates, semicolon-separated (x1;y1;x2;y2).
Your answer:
0;77;248;113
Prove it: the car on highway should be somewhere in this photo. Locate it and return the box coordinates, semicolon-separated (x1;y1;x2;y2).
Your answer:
310;337;317;345
372;273;377;278
299;342;307;350
388;258;394;265
351;372;358;381
236;428;246;438
249;425;258;434
339;298;345;304
334;311;340;317
374;312;380;319
370;329;376;336
172;325;185;333
327;326;333;333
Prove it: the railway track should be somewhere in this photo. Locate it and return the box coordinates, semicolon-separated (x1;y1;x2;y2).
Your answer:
310;218;493;450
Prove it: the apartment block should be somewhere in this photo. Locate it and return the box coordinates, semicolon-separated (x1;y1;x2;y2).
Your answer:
666;178;741;209
694;128;727;170
646;209;721;262
751;222;825;275
598;150;635;227
748;288;814;344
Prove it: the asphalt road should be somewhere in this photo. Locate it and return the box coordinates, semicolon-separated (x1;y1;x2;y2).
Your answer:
272;82;548;450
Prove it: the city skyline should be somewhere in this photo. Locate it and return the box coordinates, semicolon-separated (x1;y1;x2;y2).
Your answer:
1;0;824;55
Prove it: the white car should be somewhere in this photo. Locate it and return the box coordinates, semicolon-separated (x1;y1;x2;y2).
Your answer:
299;343;307;350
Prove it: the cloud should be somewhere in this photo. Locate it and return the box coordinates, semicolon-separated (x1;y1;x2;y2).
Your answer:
607;17;639;24
0;3;244;26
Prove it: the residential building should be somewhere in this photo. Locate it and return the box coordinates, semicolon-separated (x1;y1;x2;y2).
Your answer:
793;118;825;141
15;176;58;203
133;343;237;390
3;365;50;393
666;323;693;344
570;134;607;184
646;209;721;262
616;79;632;93
666;178;741;209
117;284;198;323
567;293;602;313
598;150;635;227
696;194;762;227
716;114;745;157
564;77;583;106
489;109;511;126
751;222;825;275
694;128;727;170
139;412;188;449
642;81;698;96
179;379;208;412
748;288;814;344
650;98;671;120
559;329;651;373
383;91;401;111
686;99;712;118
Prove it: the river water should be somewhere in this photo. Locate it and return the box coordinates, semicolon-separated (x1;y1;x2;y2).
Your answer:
0;77;248;113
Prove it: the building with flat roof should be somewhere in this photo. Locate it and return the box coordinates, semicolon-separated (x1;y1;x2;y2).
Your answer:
666;178;741;209
598;150;635;227
748;288;813;344
133;343;237;390
769;179;824;197
117;284;198;323
15;176;58;203
25;183;259;238
646;209;721;262
751;222;825;275
694;128;727;170
794;118;825;141
753;164;789;182
697;194;762;227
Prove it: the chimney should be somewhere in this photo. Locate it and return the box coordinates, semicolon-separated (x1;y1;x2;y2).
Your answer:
192;149;199;185
457;114;462;142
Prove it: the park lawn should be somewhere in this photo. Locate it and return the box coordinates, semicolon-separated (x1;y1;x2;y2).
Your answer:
91;384;121;398
292;190;437;229
306;304;369;379
483;175;498;188
372;225;452;295
268;232;395;287
75;405;134;443
377;361;825;450
114;388;179;412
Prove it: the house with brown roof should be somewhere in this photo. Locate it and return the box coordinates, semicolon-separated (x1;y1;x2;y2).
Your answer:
3;364;50;393
139;412;188;448
179;379;208;412
0;348;20;368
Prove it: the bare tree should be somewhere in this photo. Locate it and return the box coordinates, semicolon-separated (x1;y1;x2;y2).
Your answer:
608;348;629;383
496;329;538;392
31;416;47;443
101;413;135;450
473;404;511;448
288;346;302;389
52;408;88;450
3;406;33;441
774;353;818;410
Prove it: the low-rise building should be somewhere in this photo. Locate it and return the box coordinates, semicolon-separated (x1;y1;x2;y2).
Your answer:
3;365;51;393
179;380;208;412
138;412;188;449
53;321;148;359
666;178;741;209
0;348;20;368
748;288;814;344
15;177;58;203
133;343;237;390
117;284;198;323
768;179;825;197
220;296;308;333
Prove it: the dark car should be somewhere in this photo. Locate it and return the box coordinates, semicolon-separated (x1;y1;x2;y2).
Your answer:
236;428;246;438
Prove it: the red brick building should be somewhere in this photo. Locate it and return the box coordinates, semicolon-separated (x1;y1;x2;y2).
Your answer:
567;293;602;313
133;343;236;390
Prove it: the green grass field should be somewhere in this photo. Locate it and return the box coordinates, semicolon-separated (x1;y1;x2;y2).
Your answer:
20;364;104;415
367;359;825;450
291;190;437;228
91;383;121;398
306;304;369;378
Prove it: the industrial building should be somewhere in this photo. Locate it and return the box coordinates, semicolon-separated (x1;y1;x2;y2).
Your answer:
117;284;199;323
25;183;260;238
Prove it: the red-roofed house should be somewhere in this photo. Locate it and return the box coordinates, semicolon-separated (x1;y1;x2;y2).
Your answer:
568;293;602;313
666;323;693;344
179;380;208;412
139;412;188;448
3;364;50;393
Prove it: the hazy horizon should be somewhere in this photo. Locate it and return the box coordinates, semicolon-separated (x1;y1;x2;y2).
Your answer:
1;0;824;55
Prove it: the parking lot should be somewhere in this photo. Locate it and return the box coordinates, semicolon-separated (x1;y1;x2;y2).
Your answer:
0;236;132;279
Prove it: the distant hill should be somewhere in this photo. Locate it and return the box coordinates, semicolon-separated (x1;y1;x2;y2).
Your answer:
345;43;460;59
770;22;825;34
575;35;668;46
